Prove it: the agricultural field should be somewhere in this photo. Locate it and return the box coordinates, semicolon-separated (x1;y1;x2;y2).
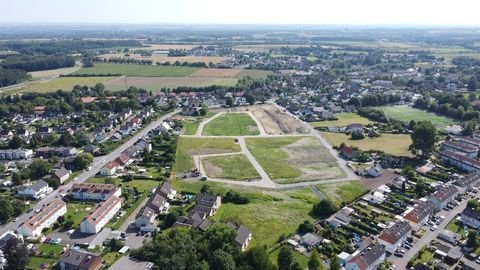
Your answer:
74;63;199;77
233;44;312;53
172;179;316;248
317;181;368;207
99;53;229;64
321;132;413;157
132;44;200;51
28;65;80;79
246;136;345;184
202;154;260;180
310;113;373;127
378;105;455;128
5;76;116;93
173;137;241;172
190;68;272;79
104;76;238;91
202;113;259;136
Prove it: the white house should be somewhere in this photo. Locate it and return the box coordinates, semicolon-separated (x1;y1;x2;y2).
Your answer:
80;195;122;234
159;122;172;133
100;161;119;176
0;149;33;160
378;221;412;253
135;206;156;228
16;180;52;199
18;199;66;237
70;183;121;201
429;185;459;210
53;168;71;184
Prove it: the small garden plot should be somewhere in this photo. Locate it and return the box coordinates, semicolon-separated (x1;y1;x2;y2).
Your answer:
317;181;367;207
173;137;241;172
202;113;259;136
202;154;260;181
247;136;345;184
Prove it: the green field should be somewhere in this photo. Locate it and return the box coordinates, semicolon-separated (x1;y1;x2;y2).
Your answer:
65;202;95;229
310;113;373;127
88;178;160;192
317;181;367;207
203;113;259;136
202;154;260;180
173;137;241;172
378;105;455;128
321;132;413;157
246;137;301;181
6;76;116;94
74;63;199;77
27;256;56;270
37;243;64;257
182;112;218;135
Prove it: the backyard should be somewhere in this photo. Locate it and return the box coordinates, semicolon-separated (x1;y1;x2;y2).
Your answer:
317;181;368;207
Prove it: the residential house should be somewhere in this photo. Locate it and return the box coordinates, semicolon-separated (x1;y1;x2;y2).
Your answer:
441;141;478;159
135;206;157;228
63;156;76;171
438;230;461;245
100;161;120;176
174;193;221;229
84;145;100;155
378;221;412;253
115;154;132;167
326;207;354;228
299;232;324;249
429;185;459;210
454;173;480;194
339;146;357;160
53;168;71;184
18;198;66;237
80;195;122;234
234;225;252;252
0;149;33;160
15;128;30;138
159;122;172;133
439;150;480;173
70;183;121;201
16;180;51;199
457;137;480;149
347;123;364;133
345;242;386;270
460;207;480;229
366;164;383;177
404;201;436;231
58;249;103;270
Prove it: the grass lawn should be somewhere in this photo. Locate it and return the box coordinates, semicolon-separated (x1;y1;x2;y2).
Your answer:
445;218;468;237
378;105;456;128
310;113;373;127
6;77;116;94
37;243;64;257
269;247;309;269
65;202;95;229
173;137;241;172
286;188;321;204
246;137;301;181
411;247;435;266
321;132;413;157
73;63;199;77
103;251;122;267
26;256;57;270
87;178;160;193
202;154;260;180
317;181;368;207
173;179;316;248
182;112;218;135
203;113;259;136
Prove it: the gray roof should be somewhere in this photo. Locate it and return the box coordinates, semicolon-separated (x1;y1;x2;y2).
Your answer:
58;249;102;268
54;168;69;179
454;173;480;188
300;233;323;247
235;225;251;246
18;180;48;192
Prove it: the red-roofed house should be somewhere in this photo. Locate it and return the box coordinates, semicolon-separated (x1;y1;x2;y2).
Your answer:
100;161;120;176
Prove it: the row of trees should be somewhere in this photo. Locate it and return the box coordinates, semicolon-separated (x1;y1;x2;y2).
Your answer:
414;93;480;121
1;55;75;72
0;67;30;87
0;40;141;55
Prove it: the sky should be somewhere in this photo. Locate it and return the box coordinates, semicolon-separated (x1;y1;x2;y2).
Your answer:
1;0;480;26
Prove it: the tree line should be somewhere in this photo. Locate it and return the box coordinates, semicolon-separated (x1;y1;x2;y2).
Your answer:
1;55;75;72
0;67;30;87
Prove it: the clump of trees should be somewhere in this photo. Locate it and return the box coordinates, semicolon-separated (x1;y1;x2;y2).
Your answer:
410;121;437;156
1;55;75;72
312;199;338;219
0;67;30;87
357;107;389;123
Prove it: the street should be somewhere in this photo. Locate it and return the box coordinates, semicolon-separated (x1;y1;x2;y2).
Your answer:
0;109;179;236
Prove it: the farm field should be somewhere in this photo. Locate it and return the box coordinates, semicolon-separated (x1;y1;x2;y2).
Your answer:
29;65;80;79
317;181;368;207
321;132;413;157
173;137;241;172
132;44;200;51
6;76;116;93
171;179;316;248
233;44;312;52
202;113;259;136
99;53;228;64
202;154;260;180
190;68;272;78
378;105;455;128
246;136;344;184
74;63;199;77
310;113;373;127
104;76;238;91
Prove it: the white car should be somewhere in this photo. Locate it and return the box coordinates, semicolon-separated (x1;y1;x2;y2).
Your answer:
430;225;438;231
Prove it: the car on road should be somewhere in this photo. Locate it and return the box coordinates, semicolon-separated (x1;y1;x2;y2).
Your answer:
430;225;438;231
87;166;92;171
13;218;18;222
35;209;41;213
200;176;208;181
476;257;480;264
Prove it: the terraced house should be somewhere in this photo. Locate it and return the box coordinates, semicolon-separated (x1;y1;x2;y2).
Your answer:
18;198;67;237
377;221;412;253
80;195;122;234
69;183;121;201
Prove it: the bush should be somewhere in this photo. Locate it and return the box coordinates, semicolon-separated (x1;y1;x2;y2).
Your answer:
224;190;250;204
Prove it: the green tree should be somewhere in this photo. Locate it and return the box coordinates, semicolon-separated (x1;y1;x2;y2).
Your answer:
226;96;234;107
308;250;322;270
0;163;6;174
8;135;24;149
0;197;13;221
212;249;236;270
468;77;477;91
467;231;478;248
57;132;74;147
242;246;276;270
4;237;29;270
28;159;52;179
246;94;256;105
290;261;303;270
330;256;341;270
278;246;293;270
74;153;94;170
312;199;338;219
74;131;91;147
415;179;428;197
199;104;209;116
411;121;437;155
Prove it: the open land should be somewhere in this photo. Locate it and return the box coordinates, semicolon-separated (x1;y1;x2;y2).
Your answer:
310;112;373;127
104;76;238;90
246;136;345;184
99;53;229;64
5;76;116;93
321;132;413;157
202;153;260;181
202;113;260;136
317;181;368;207
378;105;456;128
73;63;199;77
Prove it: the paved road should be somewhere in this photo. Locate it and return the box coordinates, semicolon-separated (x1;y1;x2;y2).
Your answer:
389;193;478;269
0;109;179;236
